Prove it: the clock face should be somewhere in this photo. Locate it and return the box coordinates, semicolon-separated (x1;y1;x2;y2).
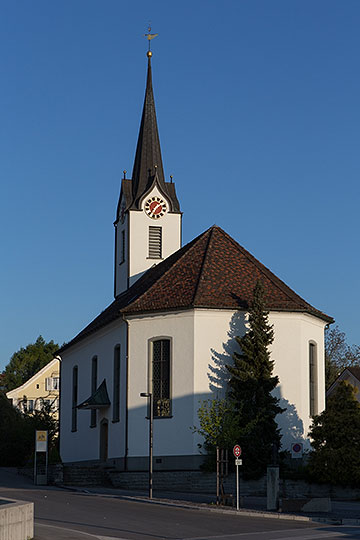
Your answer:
144;197;167;219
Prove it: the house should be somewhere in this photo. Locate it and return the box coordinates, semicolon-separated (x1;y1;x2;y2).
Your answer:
59;50;333;470
327;366;360;401
6;357;60;418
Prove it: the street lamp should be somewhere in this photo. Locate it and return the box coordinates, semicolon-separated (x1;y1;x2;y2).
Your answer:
140;392;153;499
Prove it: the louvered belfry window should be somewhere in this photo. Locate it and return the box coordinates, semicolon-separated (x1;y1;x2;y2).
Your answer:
149;226;162;259
152;339;171;417
309;343;317;417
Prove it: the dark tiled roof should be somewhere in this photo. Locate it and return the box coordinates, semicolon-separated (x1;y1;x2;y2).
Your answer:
59;226;333;353
347;366;360;381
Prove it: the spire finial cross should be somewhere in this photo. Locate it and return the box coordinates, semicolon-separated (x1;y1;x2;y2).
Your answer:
144;24;158;54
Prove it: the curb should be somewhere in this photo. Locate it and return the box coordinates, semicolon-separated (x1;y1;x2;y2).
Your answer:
57;485;360;525
57;485;320;522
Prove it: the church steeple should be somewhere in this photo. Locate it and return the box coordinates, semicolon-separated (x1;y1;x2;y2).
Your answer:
131;52;166;208
114;47;182;297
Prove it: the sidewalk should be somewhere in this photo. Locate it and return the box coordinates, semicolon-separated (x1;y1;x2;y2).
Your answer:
59;483;360;524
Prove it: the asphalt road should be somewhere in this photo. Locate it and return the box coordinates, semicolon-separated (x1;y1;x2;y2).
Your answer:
1;469;360;540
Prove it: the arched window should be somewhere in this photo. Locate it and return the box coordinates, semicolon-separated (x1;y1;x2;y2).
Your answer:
309;342;318;417
113;345;121;422
150;338;171;418
90;356;98;428
72;366;78;432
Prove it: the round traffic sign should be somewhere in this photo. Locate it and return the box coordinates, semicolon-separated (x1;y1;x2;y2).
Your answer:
233;444;242;458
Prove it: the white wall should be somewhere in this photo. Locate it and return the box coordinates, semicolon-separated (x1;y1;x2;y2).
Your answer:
129;186;181;286
192;309;326;451
114;210;128;296
60;320;127;463
127;310;194;458
114;186;181;297
60;306;326;464
269;312;326;448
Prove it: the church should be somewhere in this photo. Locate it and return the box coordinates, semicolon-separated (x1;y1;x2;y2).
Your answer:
59;49;333;470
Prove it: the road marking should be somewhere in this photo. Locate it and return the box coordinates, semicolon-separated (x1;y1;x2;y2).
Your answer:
181;526;350;540
36;522;128;539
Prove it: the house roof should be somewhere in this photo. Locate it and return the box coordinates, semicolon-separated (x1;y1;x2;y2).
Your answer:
6;357;60;397
326;366;360;399
347;366;360;380
59;226;333;353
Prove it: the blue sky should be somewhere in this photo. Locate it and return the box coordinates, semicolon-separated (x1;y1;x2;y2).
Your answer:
1;1;359;370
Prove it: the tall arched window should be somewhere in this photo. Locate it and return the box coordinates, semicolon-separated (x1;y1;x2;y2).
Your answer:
90;356;98;428
113;345;121;422
309;342;318;417
150;338;171;418
72;366;78;432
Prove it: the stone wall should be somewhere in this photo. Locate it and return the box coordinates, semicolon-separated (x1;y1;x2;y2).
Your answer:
60;465;360;500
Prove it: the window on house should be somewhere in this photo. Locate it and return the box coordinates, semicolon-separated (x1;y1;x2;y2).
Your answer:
90;356;98;428
28;399;34;413
309;342;318;417
72;366;78;432
113;345;121;422
120;230;125;264
51;398;59;411
148;227;162;259
45;377;60;391
151;339;171;418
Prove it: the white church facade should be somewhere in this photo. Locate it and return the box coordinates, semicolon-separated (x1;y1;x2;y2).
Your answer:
59;51;333;470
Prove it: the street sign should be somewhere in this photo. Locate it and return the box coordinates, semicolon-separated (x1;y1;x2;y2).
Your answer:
233;446;242;511
291;442;303;459
233;444;242;458
36;430;48;452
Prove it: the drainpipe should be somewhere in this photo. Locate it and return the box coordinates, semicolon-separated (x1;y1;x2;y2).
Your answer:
122;314;129;471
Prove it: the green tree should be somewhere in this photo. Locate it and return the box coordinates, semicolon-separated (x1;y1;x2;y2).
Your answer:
0;391;25;465
308;381;360;486
325;325;360;389
0;391;59;466
226;280;283;478
2;336;59;391
195;398;238;450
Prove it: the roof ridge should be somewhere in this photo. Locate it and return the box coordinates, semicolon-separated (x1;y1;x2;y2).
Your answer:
192;227;215;305
216;227;316;312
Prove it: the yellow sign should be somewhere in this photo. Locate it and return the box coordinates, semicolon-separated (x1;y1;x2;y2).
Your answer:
36;431;47;442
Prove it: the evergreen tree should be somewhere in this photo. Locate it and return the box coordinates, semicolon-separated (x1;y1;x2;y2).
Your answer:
308;381;360;486
2;336;59;391
226;280;283;478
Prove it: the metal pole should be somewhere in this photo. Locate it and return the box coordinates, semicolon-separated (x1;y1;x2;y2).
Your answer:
236;464;239;511
149;393;153;499
216;446;220;505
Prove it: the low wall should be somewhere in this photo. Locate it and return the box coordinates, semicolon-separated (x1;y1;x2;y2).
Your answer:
60;465;360;500
0;498;34;540
18;464;63;485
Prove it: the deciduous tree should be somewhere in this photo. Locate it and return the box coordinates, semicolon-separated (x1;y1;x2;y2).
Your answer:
2;336;59;391
325;326;360;389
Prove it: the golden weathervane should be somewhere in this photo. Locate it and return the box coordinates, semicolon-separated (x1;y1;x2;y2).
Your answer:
144;25;158;56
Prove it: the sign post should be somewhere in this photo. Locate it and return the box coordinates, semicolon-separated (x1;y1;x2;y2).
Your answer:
34;430;48;485
233;445;242;510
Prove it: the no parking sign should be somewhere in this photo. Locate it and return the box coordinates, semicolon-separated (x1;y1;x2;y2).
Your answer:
291;442;303;459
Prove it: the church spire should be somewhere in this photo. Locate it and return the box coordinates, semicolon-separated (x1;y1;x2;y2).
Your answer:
130;51;166;208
